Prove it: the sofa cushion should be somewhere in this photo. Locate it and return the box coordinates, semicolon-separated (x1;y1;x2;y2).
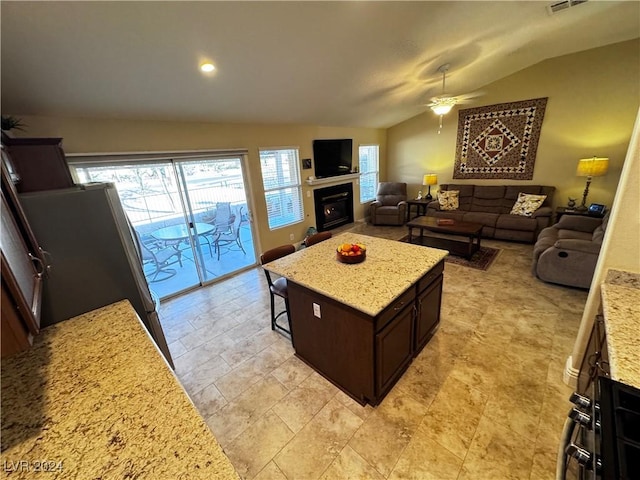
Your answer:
469;186;506;213
462;211;499;227
376;206;403;215
437;190;459;210
510;193;547;216
557;229;593;241
380;195;405;206
496;214;538;231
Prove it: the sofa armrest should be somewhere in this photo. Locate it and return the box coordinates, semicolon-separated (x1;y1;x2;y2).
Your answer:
554;239;602;255
532;206;552;218
427;200;440;210
554;215;602;232
370;200;382;209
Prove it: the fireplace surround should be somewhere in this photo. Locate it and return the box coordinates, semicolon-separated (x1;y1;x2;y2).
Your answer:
313;183;354;232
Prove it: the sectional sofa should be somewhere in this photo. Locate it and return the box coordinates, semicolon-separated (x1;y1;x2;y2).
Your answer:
425;184;556;243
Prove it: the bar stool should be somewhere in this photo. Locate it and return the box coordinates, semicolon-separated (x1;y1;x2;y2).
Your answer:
304;231;332;247
260;244;296;338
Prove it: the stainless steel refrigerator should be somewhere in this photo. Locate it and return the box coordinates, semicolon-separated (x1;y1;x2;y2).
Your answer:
19;182;174;368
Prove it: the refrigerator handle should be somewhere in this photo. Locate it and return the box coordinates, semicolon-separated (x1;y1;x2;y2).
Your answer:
28;253;46;277
39;248;53;277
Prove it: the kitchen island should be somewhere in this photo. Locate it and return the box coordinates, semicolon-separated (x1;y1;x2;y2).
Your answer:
0;300;239;480
264;233;448;406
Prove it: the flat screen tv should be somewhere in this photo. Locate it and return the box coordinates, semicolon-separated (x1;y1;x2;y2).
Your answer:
313;139;353;179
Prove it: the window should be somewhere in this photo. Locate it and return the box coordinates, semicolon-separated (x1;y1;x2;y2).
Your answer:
259;147;304;230
359;145;379;203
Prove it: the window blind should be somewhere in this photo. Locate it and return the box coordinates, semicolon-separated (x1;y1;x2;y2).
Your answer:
259;148;304;230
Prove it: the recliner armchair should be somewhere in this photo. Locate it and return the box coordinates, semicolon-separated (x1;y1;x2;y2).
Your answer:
532;212;609;289
369;182;408;226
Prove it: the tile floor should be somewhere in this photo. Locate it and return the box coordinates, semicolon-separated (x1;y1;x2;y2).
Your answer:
158;222;588;479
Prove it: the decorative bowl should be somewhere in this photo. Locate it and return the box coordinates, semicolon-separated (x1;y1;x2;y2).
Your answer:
336;244;366;264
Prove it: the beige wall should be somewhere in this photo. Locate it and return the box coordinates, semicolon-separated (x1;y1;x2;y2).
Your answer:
11;116;386;252
387;39;640;208
565;108;640;386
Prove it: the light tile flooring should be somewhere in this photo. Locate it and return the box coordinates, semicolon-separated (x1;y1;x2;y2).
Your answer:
158;222;588;479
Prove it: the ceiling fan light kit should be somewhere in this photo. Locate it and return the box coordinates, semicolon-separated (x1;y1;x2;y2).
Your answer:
429;64;457;133
430;98;456;116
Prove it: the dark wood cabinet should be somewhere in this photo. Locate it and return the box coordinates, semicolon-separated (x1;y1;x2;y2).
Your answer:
1;134;74;193
376;303;415;396
1;148;46;358
415;276;443;352
287;259;444;405
577;313;609;395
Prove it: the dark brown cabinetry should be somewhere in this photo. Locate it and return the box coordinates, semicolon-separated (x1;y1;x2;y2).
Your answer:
1;134;74;193
1;147;46;358
376;302;415;396
577;313;609;395
288;260;444;406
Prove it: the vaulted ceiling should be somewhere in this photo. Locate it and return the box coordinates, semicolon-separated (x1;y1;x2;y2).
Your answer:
2;1;639;129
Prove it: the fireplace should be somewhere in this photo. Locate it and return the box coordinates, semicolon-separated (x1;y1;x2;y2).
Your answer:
313;183;354;232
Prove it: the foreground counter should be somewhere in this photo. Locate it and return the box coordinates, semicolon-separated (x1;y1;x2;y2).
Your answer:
600;269;640;389
0;300;239;480
265;233;448;406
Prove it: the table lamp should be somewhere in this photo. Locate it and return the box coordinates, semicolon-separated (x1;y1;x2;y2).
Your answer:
423;174;438;200
576;156;608;211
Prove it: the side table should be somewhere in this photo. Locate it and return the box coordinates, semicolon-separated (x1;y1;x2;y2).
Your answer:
555;207;605;223
406;199;432;222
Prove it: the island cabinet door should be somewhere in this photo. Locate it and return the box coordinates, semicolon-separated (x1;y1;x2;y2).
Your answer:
415;275;443;353
287;281;375;404
375;303;415;401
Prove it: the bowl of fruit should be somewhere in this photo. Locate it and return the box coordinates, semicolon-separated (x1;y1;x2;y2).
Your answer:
336;243;366;264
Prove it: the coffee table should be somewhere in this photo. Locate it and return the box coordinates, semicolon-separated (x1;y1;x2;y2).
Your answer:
406;216;483;260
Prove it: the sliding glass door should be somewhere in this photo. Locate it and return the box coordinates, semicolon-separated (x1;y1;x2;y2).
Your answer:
74;155;257;299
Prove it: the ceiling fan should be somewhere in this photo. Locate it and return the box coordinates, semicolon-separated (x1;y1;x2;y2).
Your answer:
427;64;482;133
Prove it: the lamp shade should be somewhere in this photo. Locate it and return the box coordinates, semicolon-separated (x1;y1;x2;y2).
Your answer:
423;174;438;186
576;157;609;177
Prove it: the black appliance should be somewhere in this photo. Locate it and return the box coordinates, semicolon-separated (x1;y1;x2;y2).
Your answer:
313;139;353;178
558;373;640;479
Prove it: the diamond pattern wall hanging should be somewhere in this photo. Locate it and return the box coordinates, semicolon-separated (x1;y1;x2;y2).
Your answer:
453;98;548;180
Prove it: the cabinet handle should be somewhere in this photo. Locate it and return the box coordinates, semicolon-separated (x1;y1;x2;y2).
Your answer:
597;361;610;377
393;301;405;311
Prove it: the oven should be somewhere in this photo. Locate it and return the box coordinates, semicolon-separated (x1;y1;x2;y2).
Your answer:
557;314;640;479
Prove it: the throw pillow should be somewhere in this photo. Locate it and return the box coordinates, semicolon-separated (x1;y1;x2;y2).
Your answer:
510;192;547;216
438;190;459;211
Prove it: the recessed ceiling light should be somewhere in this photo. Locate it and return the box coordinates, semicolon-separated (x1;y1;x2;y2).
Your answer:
200;63;215;73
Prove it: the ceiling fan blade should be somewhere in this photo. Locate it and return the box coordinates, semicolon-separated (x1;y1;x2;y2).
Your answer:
453;90;486;102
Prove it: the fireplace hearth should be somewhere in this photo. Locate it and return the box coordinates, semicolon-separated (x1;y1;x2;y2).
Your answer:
313;183;354;232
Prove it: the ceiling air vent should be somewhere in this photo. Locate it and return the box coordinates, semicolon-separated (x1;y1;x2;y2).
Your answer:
547;0;588;15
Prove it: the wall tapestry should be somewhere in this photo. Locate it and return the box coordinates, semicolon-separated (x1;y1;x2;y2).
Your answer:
453;97;548;180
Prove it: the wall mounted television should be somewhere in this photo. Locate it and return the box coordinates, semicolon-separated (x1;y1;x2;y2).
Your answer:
313;139;353;179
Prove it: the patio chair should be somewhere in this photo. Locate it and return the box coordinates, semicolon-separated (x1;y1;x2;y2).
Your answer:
212;202;235;234
139;237;183;282
260;244;296;338
213;213;246;260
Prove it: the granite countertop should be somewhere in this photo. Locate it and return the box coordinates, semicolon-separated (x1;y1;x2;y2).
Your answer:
264;232;448;317
601;269;640;390
0;301;239;480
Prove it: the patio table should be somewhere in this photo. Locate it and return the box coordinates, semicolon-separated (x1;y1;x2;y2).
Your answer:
151;222;215;242
151;222;216;267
